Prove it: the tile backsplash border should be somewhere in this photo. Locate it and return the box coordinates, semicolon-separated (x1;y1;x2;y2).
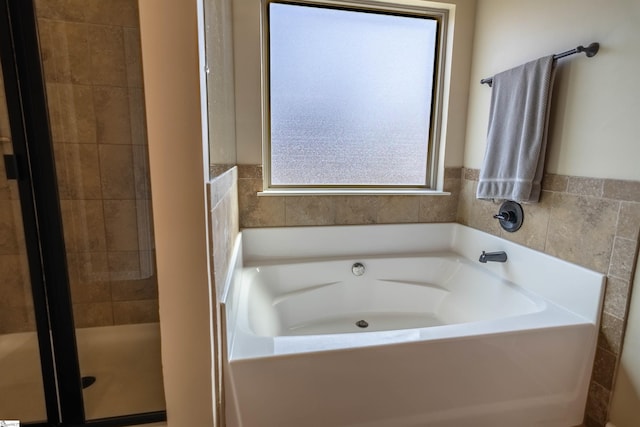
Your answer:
237;165;462;227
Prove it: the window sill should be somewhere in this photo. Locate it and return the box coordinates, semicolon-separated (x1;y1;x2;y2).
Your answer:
258;189;451;197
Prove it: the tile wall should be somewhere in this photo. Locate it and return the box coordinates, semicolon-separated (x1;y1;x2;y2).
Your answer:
0;66;36;334
0;0;158;331
237;165;461;227
207;166;239;427
235;164;639;427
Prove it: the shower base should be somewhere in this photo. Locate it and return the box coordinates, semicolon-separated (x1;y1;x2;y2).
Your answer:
0;322;165;422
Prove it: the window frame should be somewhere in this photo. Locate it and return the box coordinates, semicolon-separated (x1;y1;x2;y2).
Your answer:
260;0;450;194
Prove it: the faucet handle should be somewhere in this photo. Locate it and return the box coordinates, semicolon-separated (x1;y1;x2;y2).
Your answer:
493;211;514;222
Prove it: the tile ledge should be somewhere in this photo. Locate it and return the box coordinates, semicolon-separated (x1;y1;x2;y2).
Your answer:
258;189;451;197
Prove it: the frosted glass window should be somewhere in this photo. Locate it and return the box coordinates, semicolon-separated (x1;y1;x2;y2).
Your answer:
268;2;438;187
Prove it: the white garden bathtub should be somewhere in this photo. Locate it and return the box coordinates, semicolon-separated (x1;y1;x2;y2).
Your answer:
222;223;605;427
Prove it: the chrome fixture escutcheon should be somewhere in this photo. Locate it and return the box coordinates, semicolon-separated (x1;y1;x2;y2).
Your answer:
494;200;524;232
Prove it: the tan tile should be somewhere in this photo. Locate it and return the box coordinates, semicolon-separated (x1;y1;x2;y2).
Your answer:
442;177;461;193
0;204;19;255
93;86;132;144
463;168;479;181
45;83;65;141
104;200;139;252
36;19;59;82
73;302;114;328
89;25;127;86
124;27;144;88
108;251;142;282
0;307;35;334
603;277;631;320
209;167;236;208
0;144;15;200
0;68;8;139
285;196;335;226
599;312;624;355
69;275;111;304
376;196;419;224
35;0;87;22
128;88;147;145
212;193;239;291
608;237;638;281
56;143;103;200
499;191;552;251
541;173;568;192
136;200;155;253
132;145;151;199
457;179;502;235
210;164;235;178
455;178;474;226
0;255;27;307
113;300;159;325
60;200;107;252
545;193;618;273
603;179;640;202
592;346;617;390
238;178;285;228
47;83;97;143
46;20;92;84
419;194;458;223
334;196;379;225
0;142;18;201
617;202;640;240
583;415;603;427
0;170;10;202
585;381;610;425
237;164;262;179
111;276;158;301
567;176;604;197
83;0;140;27
73;251;110;283
444;167;462;179
99;144;135;199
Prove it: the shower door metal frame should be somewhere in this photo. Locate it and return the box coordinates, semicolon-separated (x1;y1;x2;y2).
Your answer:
0;0;85;424
0;0;166;426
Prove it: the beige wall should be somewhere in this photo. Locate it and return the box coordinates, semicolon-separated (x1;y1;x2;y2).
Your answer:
139;1;215;426
465;0;640;181
233;0;477;169
610;255;640;427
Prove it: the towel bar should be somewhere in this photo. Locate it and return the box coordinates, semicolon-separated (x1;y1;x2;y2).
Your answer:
480;42;599;86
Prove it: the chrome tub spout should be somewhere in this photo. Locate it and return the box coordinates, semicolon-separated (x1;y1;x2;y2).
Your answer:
479;251;507;263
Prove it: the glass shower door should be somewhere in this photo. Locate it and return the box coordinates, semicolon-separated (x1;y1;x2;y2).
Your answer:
0;55;47;425
33;0;165;420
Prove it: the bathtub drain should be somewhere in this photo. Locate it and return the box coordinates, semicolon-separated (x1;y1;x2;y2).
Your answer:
356;320;369;328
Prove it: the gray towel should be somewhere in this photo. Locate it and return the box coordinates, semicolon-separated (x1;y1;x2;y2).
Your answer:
476;55;556;203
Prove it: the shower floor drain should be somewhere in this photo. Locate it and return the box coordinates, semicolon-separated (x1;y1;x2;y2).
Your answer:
355;320;369;328
82;376;96;389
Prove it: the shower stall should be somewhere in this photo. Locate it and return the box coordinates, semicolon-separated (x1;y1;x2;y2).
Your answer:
0;0;165;425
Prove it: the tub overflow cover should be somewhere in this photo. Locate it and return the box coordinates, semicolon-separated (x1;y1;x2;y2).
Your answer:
352;262;365;276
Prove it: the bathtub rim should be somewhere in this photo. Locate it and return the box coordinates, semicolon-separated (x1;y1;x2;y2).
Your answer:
222;223;605;362
237;223;605;320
